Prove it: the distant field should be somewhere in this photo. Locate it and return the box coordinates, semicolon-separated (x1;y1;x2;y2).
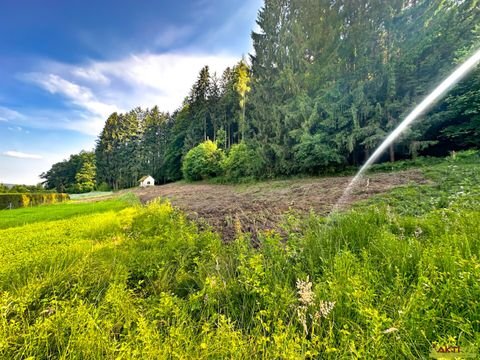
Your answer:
69;191;113;200
0;194;136;230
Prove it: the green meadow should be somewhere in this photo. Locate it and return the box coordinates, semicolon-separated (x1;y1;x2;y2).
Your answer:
0;196;134;230
0;153;479;359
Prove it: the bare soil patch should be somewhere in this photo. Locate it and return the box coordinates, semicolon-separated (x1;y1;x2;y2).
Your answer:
132;170;429;241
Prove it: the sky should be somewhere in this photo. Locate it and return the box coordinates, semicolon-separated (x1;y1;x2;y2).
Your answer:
0;0;262;184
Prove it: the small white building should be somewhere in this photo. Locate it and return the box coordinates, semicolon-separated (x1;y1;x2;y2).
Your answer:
139;175;155;187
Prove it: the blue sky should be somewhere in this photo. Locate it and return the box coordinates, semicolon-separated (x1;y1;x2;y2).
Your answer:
0;0;262;184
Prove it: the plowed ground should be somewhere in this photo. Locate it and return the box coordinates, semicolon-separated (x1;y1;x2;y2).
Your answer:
132;170;428;241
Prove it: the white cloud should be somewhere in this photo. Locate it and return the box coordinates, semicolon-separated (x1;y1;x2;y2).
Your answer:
0;137;97;185
154;25;194;48
24;73;120;118
18;52;238;136
71;52;238;112
0;106;23;122
0;105;106;137
1;150;43;160
71;67;110;85
10;0;263;138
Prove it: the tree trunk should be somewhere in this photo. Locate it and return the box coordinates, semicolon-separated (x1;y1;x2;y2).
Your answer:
364;148;370;163
242;104;246;141
225;125;228;150
389;144;395;162
204;117;207;141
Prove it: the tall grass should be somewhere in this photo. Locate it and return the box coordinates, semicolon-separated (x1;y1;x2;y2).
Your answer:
0;155;479;358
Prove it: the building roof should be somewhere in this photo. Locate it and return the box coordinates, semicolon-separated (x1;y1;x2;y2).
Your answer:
138;175;153;182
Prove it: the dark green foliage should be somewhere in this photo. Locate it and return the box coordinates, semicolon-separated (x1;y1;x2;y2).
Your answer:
163;105;191;182
140;107;171;184
439;36;480;149
96;182;111;192
182;140;224;181
248;0;480;175
186;66;211;147
363;150;480;216
41;151;95;193
95;110;143;190
95;108;175;189
90;62;249;188
222;142;261;181
0;193;69;209
0;184;49;194
293;133;345;174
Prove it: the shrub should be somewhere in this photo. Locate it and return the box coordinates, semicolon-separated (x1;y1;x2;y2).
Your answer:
0;184;51;194
450;149;479;162
0;193;70;209
182;140;224;181
96;182;111;192
293;133;344;174
222;142;261;181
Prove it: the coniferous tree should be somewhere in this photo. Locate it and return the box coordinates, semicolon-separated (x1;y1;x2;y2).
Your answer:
46;0;480;186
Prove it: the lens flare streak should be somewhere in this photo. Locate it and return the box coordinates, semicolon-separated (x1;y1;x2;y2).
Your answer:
335;48;480;211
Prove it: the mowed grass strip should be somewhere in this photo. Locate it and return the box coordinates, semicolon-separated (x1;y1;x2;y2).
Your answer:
0;194;137;230
0;207;138;289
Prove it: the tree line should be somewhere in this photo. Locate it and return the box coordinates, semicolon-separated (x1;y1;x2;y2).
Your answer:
41;151;96;193
42;0;480;192
0;184;50;194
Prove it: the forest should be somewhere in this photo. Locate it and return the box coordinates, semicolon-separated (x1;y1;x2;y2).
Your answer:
41;0;480;192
